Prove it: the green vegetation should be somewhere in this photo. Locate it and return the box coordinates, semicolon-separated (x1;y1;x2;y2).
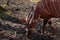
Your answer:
0;5;12;18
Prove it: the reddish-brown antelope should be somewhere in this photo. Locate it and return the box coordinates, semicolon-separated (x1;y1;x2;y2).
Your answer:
19;0;60;36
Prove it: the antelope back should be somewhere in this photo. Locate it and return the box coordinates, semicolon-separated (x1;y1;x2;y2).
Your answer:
34;0;60;18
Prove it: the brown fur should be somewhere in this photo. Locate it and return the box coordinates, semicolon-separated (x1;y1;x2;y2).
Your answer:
28;0;60;34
